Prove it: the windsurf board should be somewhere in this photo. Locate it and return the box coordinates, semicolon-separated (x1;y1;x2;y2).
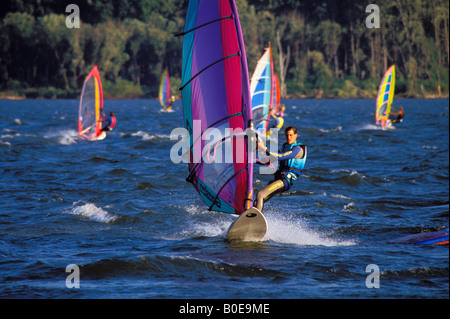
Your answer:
226;207;267;242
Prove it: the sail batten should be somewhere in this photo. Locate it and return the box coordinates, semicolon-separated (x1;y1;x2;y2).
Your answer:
177;15;232;37
180;52;240;90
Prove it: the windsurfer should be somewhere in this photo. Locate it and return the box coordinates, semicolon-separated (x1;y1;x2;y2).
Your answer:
101;112;116;132
255;126;307;212
390;106;404;123
167;96;175;111
277;104;285;118
266;107;284;136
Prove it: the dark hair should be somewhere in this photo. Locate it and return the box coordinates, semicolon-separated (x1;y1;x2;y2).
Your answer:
285;126;297;134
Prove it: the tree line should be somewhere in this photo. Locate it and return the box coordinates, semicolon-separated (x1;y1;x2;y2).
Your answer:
0;0;448;99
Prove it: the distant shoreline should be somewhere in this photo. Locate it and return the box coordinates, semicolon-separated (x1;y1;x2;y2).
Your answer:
285;93;449;100
1;90;448;101
1;94;448;100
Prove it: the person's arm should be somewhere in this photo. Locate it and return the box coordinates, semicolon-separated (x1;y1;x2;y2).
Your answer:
268;146;302;161
257;140;302;160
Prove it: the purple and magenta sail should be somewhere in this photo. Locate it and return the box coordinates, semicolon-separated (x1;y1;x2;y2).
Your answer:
180;0;253;215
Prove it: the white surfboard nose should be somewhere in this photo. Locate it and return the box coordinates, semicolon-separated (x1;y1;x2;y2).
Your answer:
226;207;267;241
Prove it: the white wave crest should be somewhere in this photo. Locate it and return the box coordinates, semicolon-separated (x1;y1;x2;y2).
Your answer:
69;202;117;223
44;129;79;145
0;140;11;147
132;131;170;141
319;126;342;133
265;213;355;246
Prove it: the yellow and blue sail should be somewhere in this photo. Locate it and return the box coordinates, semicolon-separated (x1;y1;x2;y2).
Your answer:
375;65;395;126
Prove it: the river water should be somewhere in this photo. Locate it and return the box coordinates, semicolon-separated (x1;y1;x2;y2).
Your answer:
0;98;448;302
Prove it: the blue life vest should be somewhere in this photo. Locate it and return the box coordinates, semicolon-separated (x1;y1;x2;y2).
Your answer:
280;142;307;177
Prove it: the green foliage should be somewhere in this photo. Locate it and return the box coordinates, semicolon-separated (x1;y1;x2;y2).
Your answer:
335;80;359;98
103;78;144;98
0;0;448;98
169;76;181;98
96;20;131;81
3;12;35;37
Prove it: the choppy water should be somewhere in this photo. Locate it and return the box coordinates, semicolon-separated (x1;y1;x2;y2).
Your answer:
0;98;448;301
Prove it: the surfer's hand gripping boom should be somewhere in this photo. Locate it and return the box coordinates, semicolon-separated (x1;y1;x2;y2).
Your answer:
257;137;267;152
